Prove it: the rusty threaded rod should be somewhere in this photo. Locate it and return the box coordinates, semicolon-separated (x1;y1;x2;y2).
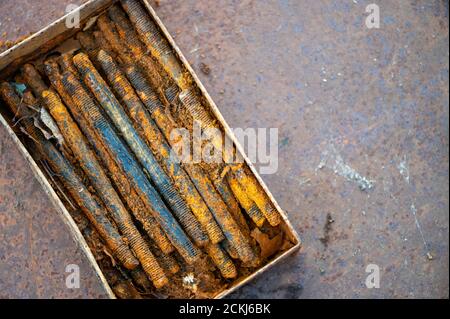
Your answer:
73;52;209;248
107;5;179;103
120;0;189;89
232;167;281;226
96;13;170;107
227;173;266;228
96;50;224;245
44;59;174;255
209;174;243;225
41;89;167;288
59;71;201;264
205;243;237;279
21;64;48;96
0;82;139;271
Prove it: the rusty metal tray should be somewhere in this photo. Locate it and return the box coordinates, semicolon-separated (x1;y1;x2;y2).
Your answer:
0;0;301;299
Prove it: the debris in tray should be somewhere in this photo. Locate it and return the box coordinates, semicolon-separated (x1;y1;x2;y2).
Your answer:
0;0;294;299
251;228;284;260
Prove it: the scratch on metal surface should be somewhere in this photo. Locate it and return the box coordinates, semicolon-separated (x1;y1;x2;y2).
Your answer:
397;156;410;184
298;177;311;187
317;144;375;191
410;203;432;260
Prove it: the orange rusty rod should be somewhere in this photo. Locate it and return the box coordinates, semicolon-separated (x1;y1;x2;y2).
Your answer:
73;52;209;248
120;0;281;226
96;50;256;263
227;173;266;228
206;243;237;279
96;50;224;245
20;64;48;96
40;89;167;288
44;59;174;255
209;172;244;228
232;167;281;226
59;70;201;264
107;5;179;103
96;13;170;107
0;82;139;271
221;239;239;260
208;165;250;234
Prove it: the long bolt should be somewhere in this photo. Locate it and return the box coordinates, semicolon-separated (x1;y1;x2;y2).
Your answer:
21;64;48;96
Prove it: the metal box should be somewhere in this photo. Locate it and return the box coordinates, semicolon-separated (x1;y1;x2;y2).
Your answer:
0;0;300;298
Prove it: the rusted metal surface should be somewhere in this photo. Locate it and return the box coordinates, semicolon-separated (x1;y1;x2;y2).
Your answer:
0;0;448;298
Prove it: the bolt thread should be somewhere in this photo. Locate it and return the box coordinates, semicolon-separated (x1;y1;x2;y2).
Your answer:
206;243;237;279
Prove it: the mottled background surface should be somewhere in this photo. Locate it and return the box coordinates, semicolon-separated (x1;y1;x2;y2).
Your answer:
0;0;448;298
